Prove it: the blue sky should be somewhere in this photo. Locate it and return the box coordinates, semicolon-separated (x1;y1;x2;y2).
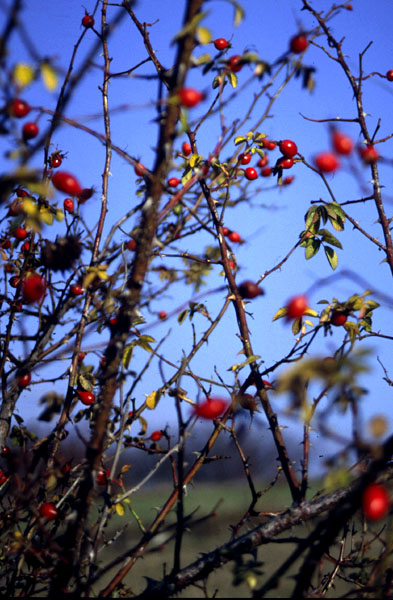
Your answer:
2;0;393;475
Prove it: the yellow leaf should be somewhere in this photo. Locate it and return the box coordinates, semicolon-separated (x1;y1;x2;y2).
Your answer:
196;26;211;44
115;503;125;516
41;63;58;91
45;474;57;491
40;207;54;225
21;199;38;217
189;154;201;168
146;390;161;410
13;63;35;88
82;271;97;289
55;209;64;222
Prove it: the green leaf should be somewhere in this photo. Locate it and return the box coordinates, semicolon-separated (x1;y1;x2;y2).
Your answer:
326;202;346;221
123;342;136;369
325;246;338;270
178;309;189;324
305;206;318;230
318;206;328;225
329;216;345;231
318;229;343;249
229;355;261;372
272;307;288;321
137;335;155;353
305;238;321;259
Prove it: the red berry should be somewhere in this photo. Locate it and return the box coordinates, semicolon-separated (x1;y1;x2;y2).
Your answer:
278;157;294;169
13;227;28;241
52;171;82;196
168;177;180;187
134;162;147;177
228;231;242;243
214;38;229;51
257;156;268;168
126;239;136;251
263;140;276;150
158;311;167;320
15;187;29;198
21;241;30;253
22;273;47;304
77;187;94;203
290;34;308;54
386;70;393;82
346;3;353;9
10;98;31;118
22;121;39;140
182;142;192;156
1;446;11;458
332;131;353;155
228;55;242;73
330;311;347;327
96;468;110;485
178;88;204;108
50;154;62;168
359;144;379;164
244;167;258;180
261;167;272;177
283;176;294;185
78;352;86;361
286;295;308;319
362;483;389;521
82;14;94;28
238;280;264;299
222;227;230;236
17;372;31;387
39;502;58;520
194;397;228;419
70;284;84;296
239;152;252;165
314;152;340;173
279;139;298;158
1;239;11;249
0;471;7;485
63;198;74;213
77;390;95;406
150;430;163;442
9;276;20;288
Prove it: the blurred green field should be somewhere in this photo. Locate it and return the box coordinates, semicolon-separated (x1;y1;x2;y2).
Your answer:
92;480;347;598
